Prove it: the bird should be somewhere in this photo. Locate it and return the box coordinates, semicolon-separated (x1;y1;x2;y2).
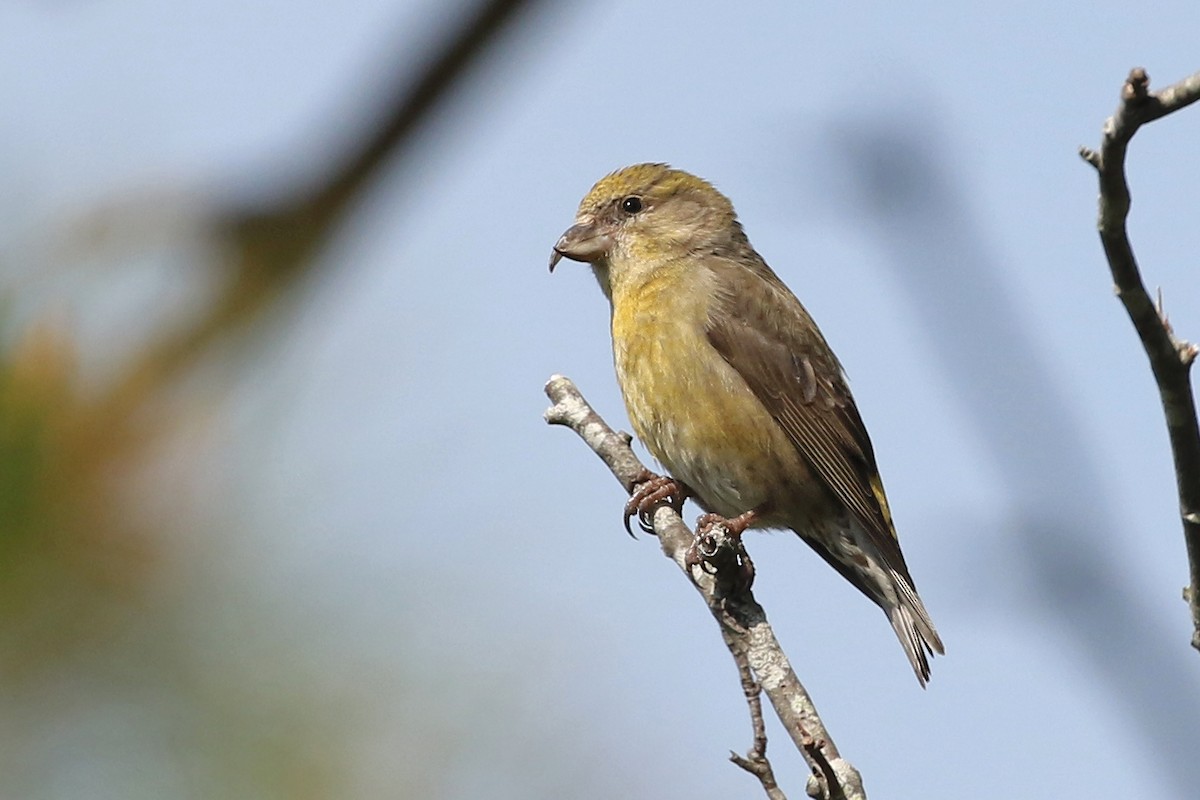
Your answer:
548;163;944;685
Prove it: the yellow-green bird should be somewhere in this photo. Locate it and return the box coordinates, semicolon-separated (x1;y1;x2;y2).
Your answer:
549;163;944;685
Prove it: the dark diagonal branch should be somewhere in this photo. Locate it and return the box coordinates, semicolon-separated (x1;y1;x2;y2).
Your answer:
219;0;548;301
297;0;547;234
544;375;866;800
97;0;548;430
1080;67;1200;649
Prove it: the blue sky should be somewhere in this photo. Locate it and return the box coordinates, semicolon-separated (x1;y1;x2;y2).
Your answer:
3;1;1200;797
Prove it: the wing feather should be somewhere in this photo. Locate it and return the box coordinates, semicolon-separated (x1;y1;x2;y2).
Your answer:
703;257;914;580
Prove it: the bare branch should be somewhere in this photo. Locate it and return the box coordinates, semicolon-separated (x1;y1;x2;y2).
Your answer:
544;374;866;800
1080;67;1200;649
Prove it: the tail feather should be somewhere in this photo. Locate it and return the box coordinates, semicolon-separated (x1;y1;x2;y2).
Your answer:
887;570;944;687
793;526;944;685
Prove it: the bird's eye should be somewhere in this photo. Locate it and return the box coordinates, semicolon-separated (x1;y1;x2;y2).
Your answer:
620;196;643;214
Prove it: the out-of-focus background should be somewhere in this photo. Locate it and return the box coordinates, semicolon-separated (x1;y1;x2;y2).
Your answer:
2;1;1199;797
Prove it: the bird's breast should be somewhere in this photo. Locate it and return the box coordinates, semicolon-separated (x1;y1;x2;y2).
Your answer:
609;268;808;520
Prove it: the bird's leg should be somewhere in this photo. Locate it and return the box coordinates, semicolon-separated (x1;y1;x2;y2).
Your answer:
689;508;763;593
623;469;691;537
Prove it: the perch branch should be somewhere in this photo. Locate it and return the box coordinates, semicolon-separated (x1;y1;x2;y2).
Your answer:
1080;67;1200;649
544;374;865;800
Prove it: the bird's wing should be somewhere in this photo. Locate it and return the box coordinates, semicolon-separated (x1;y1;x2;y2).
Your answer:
704;257;913;578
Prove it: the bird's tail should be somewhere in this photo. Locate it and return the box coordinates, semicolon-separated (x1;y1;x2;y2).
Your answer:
886;571;944;688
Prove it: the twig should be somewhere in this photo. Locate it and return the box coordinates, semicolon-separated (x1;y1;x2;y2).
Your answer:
1080;67;1200;650
728;643;787;800
544;375;866;800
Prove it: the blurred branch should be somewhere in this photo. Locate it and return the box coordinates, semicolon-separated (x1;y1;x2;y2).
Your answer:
1080;67;1200;650
102;0;548;426
2;0;551;689
544;374;865;800
250;0;544;227
2;3;558;793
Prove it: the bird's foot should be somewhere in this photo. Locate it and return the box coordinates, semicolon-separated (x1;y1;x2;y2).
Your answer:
623;470;690;537
695;509;759;539
688;510;759;593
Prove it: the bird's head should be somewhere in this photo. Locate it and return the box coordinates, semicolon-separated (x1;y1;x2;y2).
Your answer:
549;163;744;297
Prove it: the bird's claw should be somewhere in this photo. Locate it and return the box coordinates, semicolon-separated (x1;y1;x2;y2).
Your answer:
688;512;757;592
623;471;689;538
